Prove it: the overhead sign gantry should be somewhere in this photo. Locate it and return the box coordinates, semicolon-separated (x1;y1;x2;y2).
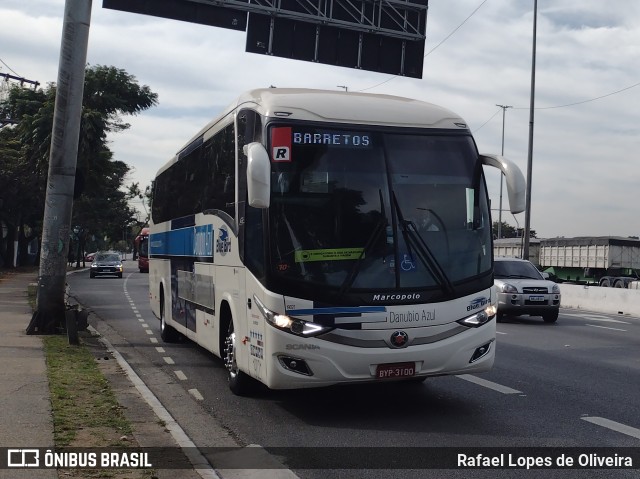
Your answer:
103;0;428;78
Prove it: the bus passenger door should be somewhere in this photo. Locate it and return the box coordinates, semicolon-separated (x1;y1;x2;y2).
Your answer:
244;274;266;383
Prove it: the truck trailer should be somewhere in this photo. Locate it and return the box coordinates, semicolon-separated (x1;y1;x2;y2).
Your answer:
539;236;640;287
493;238;541;267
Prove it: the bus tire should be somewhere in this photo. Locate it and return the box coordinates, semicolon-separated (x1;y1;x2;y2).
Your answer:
542;310;559;323
160;289;180;343
224;319;254;396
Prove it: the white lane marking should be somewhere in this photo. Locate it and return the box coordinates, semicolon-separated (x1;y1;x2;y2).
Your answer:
155;347;165;353
175;370;187;381
88;326;221;479
138;318;145;322
150;338;158;344
142;323;150;329
146;329;154;335
457;374;523;394
163;357;175;365
581;416;640;440
585;324;627;332
189;389;204;401
496;331;507;335
563;313;629;324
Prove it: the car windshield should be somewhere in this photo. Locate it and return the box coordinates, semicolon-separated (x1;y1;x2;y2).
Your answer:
494;260;542;280
266;124;492;295
96;253;120;262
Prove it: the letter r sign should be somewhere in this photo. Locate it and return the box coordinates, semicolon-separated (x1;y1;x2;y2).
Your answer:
273;146;289;161
271;127;292;162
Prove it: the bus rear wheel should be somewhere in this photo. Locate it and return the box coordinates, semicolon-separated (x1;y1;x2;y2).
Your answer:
224;320;254;396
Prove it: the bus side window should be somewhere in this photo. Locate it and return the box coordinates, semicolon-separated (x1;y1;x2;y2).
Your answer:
202;123;236;220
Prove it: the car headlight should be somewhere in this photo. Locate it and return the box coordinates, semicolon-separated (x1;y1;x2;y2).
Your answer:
499;283;518;293
457;304;497;328
90;263;98;268
552;284;560;294
253;295;333;337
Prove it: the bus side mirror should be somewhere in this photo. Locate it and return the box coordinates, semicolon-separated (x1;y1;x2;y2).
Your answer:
480;154;526;214
245;142;271;208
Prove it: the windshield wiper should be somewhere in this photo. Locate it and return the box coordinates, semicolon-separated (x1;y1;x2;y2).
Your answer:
392;191;455;297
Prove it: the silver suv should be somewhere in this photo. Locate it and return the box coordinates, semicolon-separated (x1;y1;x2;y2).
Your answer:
494;257;561;323
90;252;123;278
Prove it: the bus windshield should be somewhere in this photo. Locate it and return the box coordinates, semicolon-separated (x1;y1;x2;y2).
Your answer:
267;124;492;296
138;236;149;258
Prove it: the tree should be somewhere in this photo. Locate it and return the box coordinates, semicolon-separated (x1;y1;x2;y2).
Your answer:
127;182;153;224
0;87;50;267
66;65;158;262
0;66;158;270
492;221;537;239
0;65;158;333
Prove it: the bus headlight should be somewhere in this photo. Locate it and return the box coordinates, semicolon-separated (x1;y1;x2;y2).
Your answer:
253;295;333;337
457;304;497;328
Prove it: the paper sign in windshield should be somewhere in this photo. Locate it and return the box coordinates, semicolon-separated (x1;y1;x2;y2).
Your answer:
294;248;365;263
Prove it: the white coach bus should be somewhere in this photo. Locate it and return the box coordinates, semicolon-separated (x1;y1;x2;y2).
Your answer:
149;88;525;395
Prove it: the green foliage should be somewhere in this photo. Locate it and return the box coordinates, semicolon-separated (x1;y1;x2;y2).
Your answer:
0;65;158;266
43;335;133;446
492;221;537;239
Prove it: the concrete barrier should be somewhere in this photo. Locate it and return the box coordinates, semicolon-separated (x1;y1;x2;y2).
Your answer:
559;283;640;317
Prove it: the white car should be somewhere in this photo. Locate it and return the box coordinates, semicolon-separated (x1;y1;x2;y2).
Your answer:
494;257;561;323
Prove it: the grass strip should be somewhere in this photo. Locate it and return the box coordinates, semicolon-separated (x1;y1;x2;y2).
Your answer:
43;335;133;447
28;283;156;478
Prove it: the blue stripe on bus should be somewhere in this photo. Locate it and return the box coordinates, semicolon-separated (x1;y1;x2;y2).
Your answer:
150;225;214;257
288;306;387;316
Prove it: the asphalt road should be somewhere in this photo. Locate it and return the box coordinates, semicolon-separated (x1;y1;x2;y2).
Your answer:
67;260;640;479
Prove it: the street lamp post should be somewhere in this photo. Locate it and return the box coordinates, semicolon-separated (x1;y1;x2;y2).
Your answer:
523;0;538;261
496;104;512;239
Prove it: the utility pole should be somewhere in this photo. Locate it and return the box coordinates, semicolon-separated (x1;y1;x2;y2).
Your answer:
0;74;40;126
523;0;537;261
496;104;512;239
27;0;92;335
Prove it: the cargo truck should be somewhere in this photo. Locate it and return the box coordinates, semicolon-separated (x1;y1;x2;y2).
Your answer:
539;236;640;287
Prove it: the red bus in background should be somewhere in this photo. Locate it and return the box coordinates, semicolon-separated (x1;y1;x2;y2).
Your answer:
133;227;150;273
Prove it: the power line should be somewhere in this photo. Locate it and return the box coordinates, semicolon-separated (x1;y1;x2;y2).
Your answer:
514;80;640;110
473;79;640;133
472;107;501;133
356;0;490;92
0;58;21;77
422;0;489;58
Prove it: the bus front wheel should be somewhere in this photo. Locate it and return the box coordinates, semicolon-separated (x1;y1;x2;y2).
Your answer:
160;289;180;343
224;320;254;396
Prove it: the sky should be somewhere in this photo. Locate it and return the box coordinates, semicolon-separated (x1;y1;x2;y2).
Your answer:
1;0;639;239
